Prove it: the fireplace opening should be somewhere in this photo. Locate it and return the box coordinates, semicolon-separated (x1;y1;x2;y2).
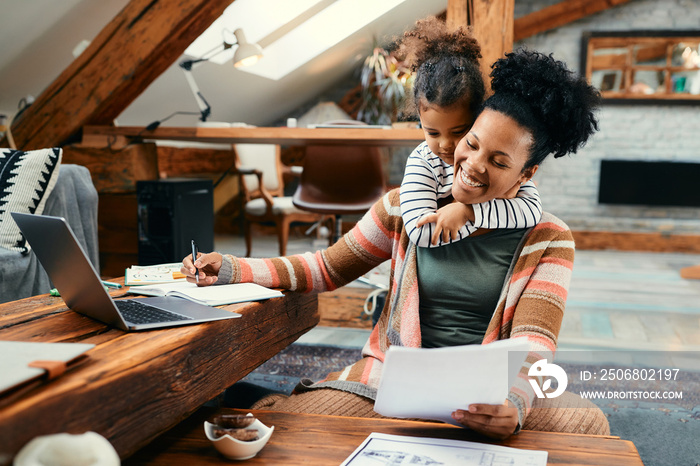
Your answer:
598;160;700;208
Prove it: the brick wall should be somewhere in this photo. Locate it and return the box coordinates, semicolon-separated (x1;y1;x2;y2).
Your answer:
514;0;700;234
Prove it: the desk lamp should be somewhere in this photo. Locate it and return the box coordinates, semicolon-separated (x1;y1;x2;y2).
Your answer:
179;28;263;122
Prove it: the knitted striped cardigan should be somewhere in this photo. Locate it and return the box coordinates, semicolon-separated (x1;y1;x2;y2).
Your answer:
219;188;574;426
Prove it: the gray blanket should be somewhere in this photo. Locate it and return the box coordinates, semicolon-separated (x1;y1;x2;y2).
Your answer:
0;164;99;303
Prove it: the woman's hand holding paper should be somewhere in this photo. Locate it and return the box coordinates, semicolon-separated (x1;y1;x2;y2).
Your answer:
451;400;519;439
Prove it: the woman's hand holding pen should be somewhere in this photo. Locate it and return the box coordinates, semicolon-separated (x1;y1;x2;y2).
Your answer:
182;252;223;286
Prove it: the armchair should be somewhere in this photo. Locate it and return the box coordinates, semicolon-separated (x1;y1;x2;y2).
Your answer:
0;164;99;303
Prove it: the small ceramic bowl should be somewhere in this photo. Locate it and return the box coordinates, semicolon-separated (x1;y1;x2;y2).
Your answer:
204;414;274;460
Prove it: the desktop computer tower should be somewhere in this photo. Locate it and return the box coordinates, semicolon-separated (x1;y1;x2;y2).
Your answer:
137;178;214;266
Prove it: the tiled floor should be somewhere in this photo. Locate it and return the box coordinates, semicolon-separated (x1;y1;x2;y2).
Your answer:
215;231;700;355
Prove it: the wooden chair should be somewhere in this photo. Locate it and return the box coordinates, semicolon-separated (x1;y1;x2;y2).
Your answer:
235;143;327;257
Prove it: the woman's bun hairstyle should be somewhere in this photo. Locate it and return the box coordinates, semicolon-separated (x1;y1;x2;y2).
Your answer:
486;49;601;166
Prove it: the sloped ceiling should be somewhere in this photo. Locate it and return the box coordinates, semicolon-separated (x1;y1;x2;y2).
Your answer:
0;0;446;128
0;0;129;118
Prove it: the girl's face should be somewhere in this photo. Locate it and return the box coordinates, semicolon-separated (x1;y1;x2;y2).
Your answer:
452;109;538;205
419;101;473;166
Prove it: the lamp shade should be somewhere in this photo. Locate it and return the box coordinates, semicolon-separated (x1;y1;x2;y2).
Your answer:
232;28;263;68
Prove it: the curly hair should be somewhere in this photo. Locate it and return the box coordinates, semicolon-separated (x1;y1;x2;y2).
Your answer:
483;49;601;169
396;16;485;118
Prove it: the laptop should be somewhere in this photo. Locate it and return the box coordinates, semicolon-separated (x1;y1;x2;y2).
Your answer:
11;212;241;331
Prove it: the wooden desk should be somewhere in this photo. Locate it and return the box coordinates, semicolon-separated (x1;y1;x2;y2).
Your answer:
82;125;425;147
0;289;318;465
125;408;645;465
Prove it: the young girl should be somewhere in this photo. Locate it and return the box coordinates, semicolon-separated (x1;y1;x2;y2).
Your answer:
397;17;542;247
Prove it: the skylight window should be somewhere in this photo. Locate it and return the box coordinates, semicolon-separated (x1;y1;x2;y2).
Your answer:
185;0;322;65
185;0;408;80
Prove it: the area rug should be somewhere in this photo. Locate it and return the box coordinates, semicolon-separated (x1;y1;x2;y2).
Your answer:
558;362;700;466
241;343;362;394
242;344;700;466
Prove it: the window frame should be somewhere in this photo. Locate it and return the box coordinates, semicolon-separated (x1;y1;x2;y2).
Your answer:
581;30;700;105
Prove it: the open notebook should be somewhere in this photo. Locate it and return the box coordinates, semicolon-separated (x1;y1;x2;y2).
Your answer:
129;281;284;306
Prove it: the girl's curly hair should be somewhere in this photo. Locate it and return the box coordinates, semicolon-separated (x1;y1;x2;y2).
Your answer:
396;16;485;117
484;49;601;168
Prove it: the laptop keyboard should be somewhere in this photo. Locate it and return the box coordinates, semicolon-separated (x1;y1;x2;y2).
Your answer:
115;300;194;325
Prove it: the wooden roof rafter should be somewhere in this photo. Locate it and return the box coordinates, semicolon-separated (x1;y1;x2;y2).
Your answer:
7;0;234;151
514;0;633;42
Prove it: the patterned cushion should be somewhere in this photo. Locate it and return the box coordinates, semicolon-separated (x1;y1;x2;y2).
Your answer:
0;148;62;254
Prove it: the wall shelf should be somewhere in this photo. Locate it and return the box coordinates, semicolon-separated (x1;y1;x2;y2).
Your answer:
581;30;700;104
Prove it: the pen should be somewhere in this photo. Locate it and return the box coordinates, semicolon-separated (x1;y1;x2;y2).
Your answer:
101;280;122;289
191;239;199;283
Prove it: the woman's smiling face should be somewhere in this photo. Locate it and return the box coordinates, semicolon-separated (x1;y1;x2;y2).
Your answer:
452;109;538;205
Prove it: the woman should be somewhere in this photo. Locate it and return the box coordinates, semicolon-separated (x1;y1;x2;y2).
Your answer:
182;50;606;439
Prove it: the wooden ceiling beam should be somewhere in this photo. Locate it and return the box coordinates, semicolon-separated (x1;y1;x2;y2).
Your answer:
10;0;233;150
514;0;632;42
446;0;471;27
447;0;514;93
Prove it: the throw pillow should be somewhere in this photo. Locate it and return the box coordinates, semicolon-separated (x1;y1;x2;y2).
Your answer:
0;148;62;254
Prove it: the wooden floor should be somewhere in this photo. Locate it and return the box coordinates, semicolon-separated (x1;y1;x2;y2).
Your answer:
561;249;700;352
215;232;700;353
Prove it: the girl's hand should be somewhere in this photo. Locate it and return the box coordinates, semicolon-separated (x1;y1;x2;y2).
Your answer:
415;203;474;245
451;400;519;439
181;252;223;286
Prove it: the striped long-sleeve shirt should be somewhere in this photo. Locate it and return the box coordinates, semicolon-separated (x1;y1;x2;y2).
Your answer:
400;141;543;247
217;188;574;427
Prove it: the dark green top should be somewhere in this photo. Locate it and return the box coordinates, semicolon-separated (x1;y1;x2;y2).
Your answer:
416;228;528;348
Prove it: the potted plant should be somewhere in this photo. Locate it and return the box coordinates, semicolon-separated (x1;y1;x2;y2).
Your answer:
357;45;412;125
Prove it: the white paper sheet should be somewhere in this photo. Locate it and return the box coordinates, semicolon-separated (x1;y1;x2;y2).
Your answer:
341;432;548;466
374;339;530;425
